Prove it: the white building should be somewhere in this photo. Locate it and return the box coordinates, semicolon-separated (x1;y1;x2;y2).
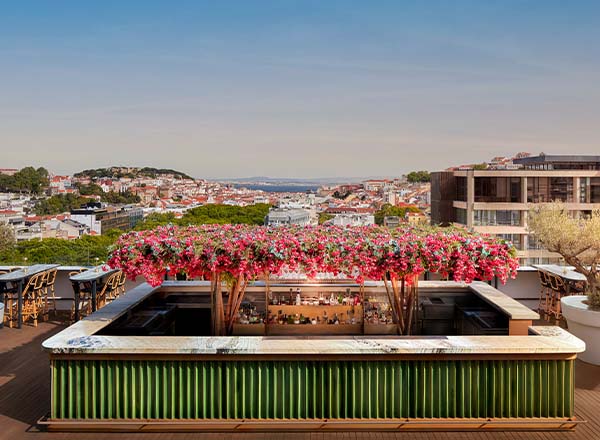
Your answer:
332;213;375;227
264;208;311;226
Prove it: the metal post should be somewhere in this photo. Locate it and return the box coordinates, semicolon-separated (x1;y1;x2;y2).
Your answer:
91;280;98;312
17;279;23;329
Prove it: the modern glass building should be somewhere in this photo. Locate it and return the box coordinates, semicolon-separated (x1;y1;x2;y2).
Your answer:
431;154;600;265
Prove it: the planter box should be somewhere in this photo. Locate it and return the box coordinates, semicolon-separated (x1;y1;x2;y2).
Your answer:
561;295;596;364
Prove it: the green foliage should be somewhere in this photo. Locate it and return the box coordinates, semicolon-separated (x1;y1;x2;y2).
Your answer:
0;230;122;266
102;190;141;204
134;212;178;230
0;223;15;254
75;167;193;180
180;204;271;226
76;183;104;196
35;194;93;215
472;163;488;170
0;167;49;193
406;170;431;183
318;213;334;224
76;182;140;204
375;203;421;225
135;204;271;230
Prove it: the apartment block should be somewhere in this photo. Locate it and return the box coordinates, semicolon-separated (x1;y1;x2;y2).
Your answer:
431;154;600;265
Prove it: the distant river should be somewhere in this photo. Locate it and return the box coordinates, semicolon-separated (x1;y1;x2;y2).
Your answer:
232;184;321;193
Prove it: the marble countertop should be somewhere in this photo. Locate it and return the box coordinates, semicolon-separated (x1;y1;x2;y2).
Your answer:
466;281;540;320
43;281;581;356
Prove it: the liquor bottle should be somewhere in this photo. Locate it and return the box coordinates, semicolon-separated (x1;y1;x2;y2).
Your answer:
296;291;301;306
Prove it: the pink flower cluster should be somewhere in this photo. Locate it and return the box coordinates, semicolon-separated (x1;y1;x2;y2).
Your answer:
108;225;519;287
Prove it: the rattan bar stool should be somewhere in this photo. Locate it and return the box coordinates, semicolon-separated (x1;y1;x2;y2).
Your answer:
537;270;552;317
547;273;567;321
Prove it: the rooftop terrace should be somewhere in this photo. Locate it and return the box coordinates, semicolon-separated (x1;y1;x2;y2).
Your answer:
2;320;600;439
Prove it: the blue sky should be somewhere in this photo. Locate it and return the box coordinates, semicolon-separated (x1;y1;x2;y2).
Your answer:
1;1;599;178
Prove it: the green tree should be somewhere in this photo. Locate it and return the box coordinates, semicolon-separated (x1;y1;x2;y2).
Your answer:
529;203;600;308
76;183;104;196
35;194;92;215
318;213;334;224
134;212;178;230
0;223;15;254
0;230;122;266
0;166;49;193
406;171;431;183
179;203;271;226
74;167;193;180
102;190;141;204
374;204;421;225
134;204;271;230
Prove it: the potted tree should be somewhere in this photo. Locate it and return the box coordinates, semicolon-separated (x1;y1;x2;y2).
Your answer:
528;203;599;364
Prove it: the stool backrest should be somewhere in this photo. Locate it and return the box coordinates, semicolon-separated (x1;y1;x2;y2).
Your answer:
548;274;566;293
118;271;126;287
23;272;46;299
44;268;58;287
538;270;550;287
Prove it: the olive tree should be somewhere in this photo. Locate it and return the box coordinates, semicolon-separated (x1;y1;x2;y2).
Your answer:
528;203;600;308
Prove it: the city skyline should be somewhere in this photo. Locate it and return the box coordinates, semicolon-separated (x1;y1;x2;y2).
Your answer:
2;1;599;178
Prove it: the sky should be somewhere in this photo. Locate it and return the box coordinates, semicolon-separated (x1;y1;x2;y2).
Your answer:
1;1;599;179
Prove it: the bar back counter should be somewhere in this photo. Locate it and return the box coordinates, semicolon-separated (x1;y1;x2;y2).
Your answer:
41;280;585;432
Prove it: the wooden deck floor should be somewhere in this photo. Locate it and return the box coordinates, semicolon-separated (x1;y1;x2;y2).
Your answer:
1;322;599;440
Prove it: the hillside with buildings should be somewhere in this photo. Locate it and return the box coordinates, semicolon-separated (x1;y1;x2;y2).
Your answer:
0;166;430;247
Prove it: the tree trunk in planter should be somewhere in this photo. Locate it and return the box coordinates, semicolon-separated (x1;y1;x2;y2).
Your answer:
585;273;600;309
210;272;252;336
383;273;419;335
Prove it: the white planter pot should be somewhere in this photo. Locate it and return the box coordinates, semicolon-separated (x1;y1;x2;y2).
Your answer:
561;295;597;364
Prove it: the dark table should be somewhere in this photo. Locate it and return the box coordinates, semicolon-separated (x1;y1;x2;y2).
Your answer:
0;264;60;328
70;266;120;321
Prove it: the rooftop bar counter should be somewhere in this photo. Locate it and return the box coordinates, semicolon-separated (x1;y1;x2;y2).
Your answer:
41;280;585;432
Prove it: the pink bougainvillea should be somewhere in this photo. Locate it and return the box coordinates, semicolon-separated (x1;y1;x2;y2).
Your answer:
108;224;519;287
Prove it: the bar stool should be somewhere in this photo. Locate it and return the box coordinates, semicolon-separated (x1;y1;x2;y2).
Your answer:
547;274;567;321
117;271;127;295
41;268;59;318
69;270;91;322
537;271;552;317
5;272;46;327
104;271;123;303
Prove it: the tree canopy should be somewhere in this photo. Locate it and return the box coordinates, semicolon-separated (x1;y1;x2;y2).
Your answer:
109;224;519;335
406;170;430;183
134;204;271;230
34;194;93;215
0;167;49;194
74;167;193;180
0;229;122;266
528;203;600;308
375;203;421;225
102;190;141;204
